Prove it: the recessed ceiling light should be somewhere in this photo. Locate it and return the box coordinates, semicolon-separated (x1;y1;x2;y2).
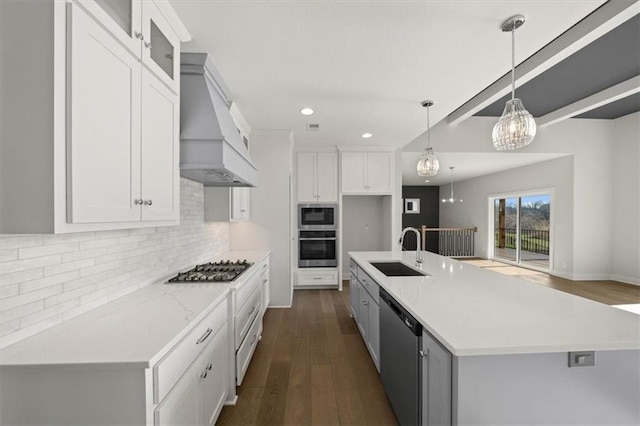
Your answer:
300;107;314;116
362;133;373;139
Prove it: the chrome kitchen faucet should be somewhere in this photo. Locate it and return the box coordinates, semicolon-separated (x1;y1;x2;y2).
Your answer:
399;227;424;268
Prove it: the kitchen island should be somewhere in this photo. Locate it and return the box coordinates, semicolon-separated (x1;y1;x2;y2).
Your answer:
350;250;640;425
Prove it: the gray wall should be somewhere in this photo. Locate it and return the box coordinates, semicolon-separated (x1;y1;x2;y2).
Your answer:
342;196;385;276
402;186;439;252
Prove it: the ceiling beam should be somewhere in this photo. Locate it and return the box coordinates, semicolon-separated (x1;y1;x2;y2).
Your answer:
447;0;640;125
537;76;640;127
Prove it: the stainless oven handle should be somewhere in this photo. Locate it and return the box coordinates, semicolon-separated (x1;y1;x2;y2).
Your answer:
299;237;337;241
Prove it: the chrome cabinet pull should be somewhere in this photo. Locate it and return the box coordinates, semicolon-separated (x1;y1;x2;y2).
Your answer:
207;364;212;371
143;200;153;206
134;199;144;205
362;300;368;306
250;334;257;345
262;264;267;269
248;306;256;317
134;31;144;40
263;279;268;283
313;277;322;280
196;328;212;344
144;41;152;49
201;370;208;379
419;350;427;358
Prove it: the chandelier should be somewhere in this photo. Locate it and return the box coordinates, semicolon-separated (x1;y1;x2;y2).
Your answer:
417;100;439;177
492;15;536;151
442;167;462;204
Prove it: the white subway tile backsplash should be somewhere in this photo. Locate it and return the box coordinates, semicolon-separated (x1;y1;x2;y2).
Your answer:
44;258;95;277
0;249;18;263
1;300;43;323
0;235;43;250
0;255;62;275
0;268;44;287
0;178;229;349
19;271;81;294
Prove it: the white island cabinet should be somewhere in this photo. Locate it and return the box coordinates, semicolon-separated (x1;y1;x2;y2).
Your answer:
0;0;188;234
349;251;640;426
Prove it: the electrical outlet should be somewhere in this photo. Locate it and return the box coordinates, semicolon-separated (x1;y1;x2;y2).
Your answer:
568;351;595;367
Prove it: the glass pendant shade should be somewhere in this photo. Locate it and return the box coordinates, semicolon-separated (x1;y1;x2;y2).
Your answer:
417;147;439;177
492;98;537;151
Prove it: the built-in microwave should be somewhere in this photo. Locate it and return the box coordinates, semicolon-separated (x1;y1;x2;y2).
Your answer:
298;204;338;230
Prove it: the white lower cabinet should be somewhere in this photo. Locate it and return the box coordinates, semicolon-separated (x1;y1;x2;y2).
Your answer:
297;269;339;287
155;326;228;426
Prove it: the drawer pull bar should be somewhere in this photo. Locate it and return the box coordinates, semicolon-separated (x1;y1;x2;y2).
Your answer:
313;277;323;280
250;334;257;345
196;328;212;344
248;306;256;317
207;363;213;371
201;370;208;379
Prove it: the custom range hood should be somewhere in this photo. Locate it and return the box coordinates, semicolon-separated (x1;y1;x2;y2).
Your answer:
180;53;257;187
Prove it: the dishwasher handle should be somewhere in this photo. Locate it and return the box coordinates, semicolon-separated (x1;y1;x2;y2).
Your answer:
380;288;423;336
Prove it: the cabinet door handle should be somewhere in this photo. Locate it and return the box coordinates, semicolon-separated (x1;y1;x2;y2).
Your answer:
143;200;153;206
207;364;213;371
240;209;246;212
262;264;267;269
196;328;212;344
313;277;323;280
201;370;208;379
419;350;427;358
362;300;368;306
248;306;256;317
134;31;144;40
134;199;144;205
263;279;268;283
144;41;152;49
250;334;257;345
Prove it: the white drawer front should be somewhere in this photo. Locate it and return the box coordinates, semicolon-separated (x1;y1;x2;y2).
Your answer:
153;298;227;404
236;315;262;386
235;288;261;349
357;266;379;304
298;270;338;286
234;269;261;313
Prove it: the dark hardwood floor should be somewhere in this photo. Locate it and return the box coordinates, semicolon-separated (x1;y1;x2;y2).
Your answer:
218;284;398;426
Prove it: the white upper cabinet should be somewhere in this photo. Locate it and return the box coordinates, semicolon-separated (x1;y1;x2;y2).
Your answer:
341;151;393;194
81;0;180;93
231;188;251;221
67;4;142;224
140;70;180;221
0;1;187;233
296;151;338;202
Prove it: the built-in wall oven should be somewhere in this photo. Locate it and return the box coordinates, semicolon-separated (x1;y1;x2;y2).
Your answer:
298;204;338;230
298;229;337;267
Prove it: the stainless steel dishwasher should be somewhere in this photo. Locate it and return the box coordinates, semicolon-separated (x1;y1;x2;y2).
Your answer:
380;287;422;426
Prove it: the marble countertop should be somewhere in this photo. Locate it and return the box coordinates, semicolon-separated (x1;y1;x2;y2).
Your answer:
350;251;640;357
0;250;270;367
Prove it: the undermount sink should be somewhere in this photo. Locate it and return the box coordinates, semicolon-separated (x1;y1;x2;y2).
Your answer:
370;262;429;277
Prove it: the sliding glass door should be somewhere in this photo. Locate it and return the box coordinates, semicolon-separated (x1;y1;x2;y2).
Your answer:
492;193;551;271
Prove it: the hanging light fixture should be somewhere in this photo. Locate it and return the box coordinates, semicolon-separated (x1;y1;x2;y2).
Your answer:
417;100;439;177
492;15;536;151
442;166;462;204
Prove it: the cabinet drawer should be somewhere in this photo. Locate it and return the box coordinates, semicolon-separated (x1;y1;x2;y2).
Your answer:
234;269;261;313
298;270;338;286
236;314;263;386
357;267;379;304
153;298;227;404
349;260;358;278
235;288;261;350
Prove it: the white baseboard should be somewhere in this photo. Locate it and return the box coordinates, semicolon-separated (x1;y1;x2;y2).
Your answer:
610;274;640;286
267;304;292;308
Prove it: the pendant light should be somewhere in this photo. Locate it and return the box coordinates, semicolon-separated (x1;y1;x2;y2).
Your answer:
442;167;462;204
492;15;536;151
417;100;440;177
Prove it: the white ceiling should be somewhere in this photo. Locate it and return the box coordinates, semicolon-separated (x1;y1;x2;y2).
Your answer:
170;0;604;150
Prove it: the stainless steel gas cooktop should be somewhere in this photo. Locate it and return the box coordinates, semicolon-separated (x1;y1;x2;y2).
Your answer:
168;259;253;283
